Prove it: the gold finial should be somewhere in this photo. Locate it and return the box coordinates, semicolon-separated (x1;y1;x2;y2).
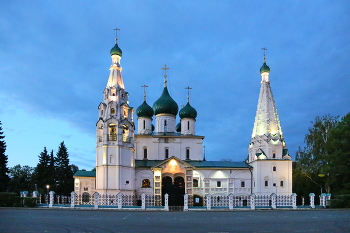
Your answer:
113;28;120;44
141;85;148;101
161;64;170;87
185;86;192;103
261;47;267;62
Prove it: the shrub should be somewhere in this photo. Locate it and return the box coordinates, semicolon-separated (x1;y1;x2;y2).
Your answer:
0;192;17;207
330;194;350;208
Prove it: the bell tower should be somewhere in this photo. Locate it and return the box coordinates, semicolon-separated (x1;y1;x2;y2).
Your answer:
248;49;292;195
95;29;135;195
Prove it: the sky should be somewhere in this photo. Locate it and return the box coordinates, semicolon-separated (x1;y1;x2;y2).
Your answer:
1;1;349;170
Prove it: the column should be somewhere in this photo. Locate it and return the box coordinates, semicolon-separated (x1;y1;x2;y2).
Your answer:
70;192;75;209
271;193;276;209
117;192;123;210
291;193;297;209
184;194;188;211
49;191;55;208
309;193;315;209
141;193;146;210
164;193;169;211
206;194;211;210
229;193;233;210
250;193;255;210
94;192;99;209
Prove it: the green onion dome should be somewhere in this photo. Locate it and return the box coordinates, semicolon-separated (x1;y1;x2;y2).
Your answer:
260;62;270;74
136;101;154;118
176;122;181;132
179;102;197;119
153;86;178;115
110;43;122;57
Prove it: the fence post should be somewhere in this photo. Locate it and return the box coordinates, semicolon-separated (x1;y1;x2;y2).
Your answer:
291;193;297;209
70;192;75;209
326;194;331;207
183;194;188;211
206;194;211;210
94;192;99;209
141;193;146;210
228;193;233;210
309;193;315;209
250;193;255;210
49;191;55;208
117;192;123;210
320;193;326;208
164;193;169;211
271;193;276;209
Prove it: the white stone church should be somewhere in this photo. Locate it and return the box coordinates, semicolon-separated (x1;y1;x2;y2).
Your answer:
73;38;292;205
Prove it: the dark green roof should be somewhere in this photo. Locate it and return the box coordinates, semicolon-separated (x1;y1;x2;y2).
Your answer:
153;86;178;115
136;101;154;118
179;102;197;119
74;170;96;177
135;160;249;168
110;43;122;57
260;62;270;74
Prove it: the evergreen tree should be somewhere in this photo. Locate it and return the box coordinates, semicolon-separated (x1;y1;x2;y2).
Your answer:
0;121;10;192
33;147;54;193
55;141;73;195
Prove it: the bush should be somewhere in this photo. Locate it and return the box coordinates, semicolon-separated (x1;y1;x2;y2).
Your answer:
0;192;17;207
0;192;38;207
330;194;350;208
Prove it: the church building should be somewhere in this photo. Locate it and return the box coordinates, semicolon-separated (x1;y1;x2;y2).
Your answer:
73;37;292;205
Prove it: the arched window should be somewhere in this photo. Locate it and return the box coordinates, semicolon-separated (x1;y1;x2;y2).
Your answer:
186;148;190;160
143;120;145;129
101;110;104;116
142;179;151;188
187;121;190;130
280;180;284;187
273;153;276;158
123;110;127;118
273;166;276;171
265;180;269;187
111;108;115;114
164;120;167;126
82;192;90;203
193;179;199;187
165;148;169;159
112;93;115;96
143;148;148;159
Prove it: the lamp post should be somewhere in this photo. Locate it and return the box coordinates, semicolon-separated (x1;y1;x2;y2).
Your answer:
46;185;50;194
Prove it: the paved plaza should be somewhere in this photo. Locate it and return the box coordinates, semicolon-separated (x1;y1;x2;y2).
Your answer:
0;208;349;233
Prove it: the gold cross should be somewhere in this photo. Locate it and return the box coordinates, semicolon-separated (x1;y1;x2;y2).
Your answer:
185;86;192;102
141;85;148;101
113;28;120;44
261;47;267;61
161;65;170;86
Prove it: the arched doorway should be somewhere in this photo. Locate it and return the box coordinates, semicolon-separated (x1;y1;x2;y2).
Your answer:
162;176;185;206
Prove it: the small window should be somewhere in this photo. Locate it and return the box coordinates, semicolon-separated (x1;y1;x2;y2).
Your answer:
101;110;104;116
280;180;284;187
241;181;245;187
164;120;167;126
111;108;115;114
142;179;150;188
112;93;115;96
124;110;127;118
265;180;268;187
187;121;190;130
186;148;190;160
273;166;276;171
272;153;276;158
217;181;221;188
165;148;169;159
84;187;88;191
82;192;90;202
143;148;148;159
143;120;145;129
193;179;199;187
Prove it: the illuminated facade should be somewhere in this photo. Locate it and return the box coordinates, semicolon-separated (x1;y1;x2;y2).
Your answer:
73;40;292;202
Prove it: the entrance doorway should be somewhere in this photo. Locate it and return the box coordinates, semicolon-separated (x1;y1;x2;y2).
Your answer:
162;176;185;206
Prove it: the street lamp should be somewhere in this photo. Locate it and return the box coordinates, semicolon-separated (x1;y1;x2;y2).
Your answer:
46;185;50;194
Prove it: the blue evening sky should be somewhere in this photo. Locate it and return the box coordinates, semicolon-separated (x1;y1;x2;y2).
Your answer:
1;1;349;170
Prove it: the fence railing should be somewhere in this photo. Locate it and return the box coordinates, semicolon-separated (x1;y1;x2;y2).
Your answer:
24;191;329;211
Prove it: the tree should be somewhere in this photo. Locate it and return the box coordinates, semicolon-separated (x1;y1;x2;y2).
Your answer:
8;164;34;193
55;142;73;195
295;113;350;195
32;147;56;194
0;121;10;192
326;113;350;194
